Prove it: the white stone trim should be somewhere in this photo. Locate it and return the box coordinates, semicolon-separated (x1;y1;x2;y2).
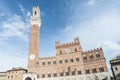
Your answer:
23;73;37;80
37;72;110;80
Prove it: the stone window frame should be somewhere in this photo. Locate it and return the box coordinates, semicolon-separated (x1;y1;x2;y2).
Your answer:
36;62;39;65
8;76;9;79
115;67;118;71
53;61;56;64
48;61;51;65
66;72;69;76
70;58;74;63
75;48;77;52
53;73;57;77
35;11;37;15
59;60;63;64
83;57;87;61
89;55;94;60
78;70;81;75
42;74;45;78
60;51;62;55
42;62;45;65
76;58;80;62
92;68;97;73
85;69;90;74
96;54;100;58
11;75;13;78
99;67;104;72
48;74;51;77
65;59;68;63
37;75;39;78
72;71;75;75
60;72;64;76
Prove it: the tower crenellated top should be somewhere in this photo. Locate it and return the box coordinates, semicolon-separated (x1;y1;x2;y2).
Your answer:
74;37;79;43
30;6;41;27
32;6;40;17
55;37;80;48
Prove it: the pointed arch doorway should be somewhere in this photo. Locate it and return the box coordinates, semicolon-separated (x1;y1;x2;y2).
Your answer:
25;77;32;80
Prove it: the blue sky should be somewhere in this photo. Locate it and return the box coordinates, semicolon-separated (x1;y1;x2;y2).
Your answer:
0;0;120;74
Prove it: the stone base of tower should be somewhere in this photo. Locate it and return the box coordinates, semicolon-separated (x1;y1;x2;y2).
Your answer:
36;72;110;80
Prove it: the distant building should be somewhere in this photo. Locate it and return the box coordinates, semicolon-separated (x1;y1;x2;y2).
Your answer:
110;55;120;80
7;67;27;80
23;6;111;80
0;67;27;80
0;72;7;80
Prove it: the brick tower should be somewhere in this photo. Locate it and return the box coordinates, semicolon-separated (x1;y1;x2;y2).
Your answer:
28;6;41;72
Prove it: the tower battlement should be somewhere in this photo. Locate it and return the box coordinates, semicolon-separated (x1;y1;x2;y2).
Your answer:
55;37;80;48
30;6;41;27
31;6;40;16
82;47;102;54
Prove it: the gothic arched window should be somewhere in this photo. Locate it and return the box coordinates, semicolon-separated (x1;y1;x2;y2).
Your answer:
35;11;37;15
96;54;100;58
75;48;77;52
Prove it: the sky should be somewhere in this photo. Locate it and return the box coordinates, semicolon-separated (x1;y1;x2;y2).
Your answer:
0;0;120;74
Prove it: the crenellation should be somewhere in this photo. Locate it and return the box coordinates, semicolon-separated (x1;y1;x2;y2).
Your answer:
82;47;103;55
88;50;90;53
84;51;87;54
55;37;81;49
40;56;55;60
55;41;60;46
90;49;93;52
97;48;100;51
68;42;72;45
56;41;80;49
74;37;79;43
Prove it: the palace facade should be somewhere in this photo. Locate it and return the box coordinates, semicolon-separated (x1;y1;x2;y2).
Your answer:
110;55;120;80
23;6;110;80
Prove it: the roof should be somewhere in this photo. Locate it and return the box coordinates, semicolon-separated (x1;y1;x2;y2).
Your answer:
0;72;7;73
110;54;120;64
7;67;27;72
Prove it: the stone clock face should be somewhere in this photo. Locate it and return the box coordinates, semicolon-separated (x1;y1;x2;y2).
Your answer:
65;48;71;53
30;54;35;60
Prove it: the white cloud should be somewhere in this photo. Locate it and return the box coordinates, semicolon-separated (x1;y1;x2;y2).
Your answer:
62;10;120;50
0;12;5;17
26;11;31;17
19;4;25;13
0;14;29;41
87;0;96;6
101;41;120;50
18;4;26;15
0;3;29;71
0;4;30;41
18;4;31;18
86;0;104;6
